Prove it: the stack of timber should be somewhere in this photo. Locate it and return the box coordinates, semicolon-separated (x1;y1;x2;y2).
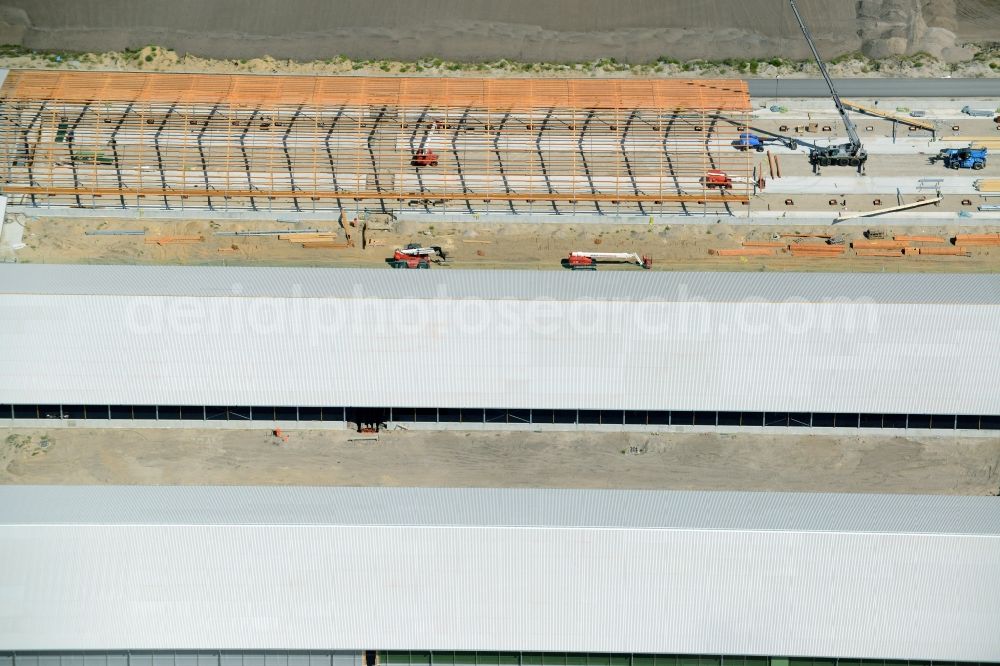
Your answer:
789;242;844;257
278;232;354;248
953;233;1000;246
908;246;970;256
855;248;904;257
852;235;970;258
893;234;967;257
851;239;908;250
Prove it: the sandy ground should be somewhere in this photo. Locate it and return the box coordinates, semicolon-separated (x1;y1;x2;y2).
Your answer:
3;0;999;65
2;428;998;495
12;215;1000;274
2;43;998;82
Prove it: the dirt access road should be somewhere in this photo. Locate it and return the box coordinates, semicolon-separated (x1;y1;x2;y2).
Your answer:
3;428;999;495
14;216;1000;274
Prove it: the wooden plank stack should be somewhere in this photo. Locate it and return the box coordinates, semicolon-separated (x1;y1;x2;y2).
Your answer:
953;233;1000;246
277;232;354;249
855;248;903;257
852;234;972;258
851;239;908;250
712;230;989;260
788;242;844;257
909;247;970;256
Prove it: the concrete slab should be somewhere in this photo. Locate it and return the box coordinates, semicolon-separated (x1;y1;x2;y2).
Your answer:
765;176;980;194
0;196;26;255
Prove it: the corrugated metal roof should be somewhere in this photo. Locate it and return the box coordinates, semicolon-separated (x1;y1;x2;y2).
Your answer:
2;265;999;412
2;487;998;535
1;286;998;412
1;264;999;305
0;487;998;659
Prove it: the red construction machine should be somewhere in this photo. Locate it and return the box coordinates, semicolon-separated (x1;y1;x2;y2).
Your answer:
564;252;652;271
411;119;441;167
388;243;448;269
701;170;734;189
410;148;439;167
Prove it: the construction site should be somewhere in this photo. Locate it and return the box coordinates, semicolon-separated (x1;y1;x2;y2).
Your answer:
0;71;754;215
0;2;998;447
0;0;999;663
3;68;1000;269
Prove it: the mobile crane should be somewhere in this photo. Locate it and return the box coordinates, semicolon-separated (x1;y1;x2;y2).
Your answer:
788;0;868;174
564;251;652;270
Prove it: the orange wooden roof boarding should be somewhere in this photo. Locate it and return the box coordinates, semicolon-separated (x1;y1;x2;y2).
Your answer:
0;70;750;111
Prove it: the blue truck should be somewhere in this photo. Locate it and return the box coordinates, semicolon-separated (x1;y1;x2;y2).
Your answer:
732;132;799;152
933;147;987;170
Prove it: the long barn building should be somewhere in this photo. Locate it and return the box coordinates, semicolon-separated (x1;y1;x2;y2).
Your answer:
0;486;998;661
0;263;998;432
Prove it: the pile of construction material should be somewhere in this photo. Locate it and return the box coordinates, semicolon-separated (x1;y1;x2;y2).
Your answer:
786;237;844;258
710;233;844;258
710;231;994;259
953;233;1000;247
853;235;952;257
277;232;354;249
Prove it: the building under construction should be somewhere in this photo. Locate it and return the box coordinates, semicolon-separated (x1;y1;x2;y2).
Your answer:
0;70;753;216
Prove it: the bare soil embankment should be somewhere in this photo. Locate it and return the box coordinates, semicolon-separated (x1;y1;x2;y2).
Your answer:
1;0;998;64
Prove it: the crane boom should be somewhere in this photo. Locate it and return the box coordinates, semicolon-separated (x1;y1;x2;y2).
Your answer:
787;0;867;172
570;252;643;264
396;244;447;259
566;251;652;270
787;0;861;148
